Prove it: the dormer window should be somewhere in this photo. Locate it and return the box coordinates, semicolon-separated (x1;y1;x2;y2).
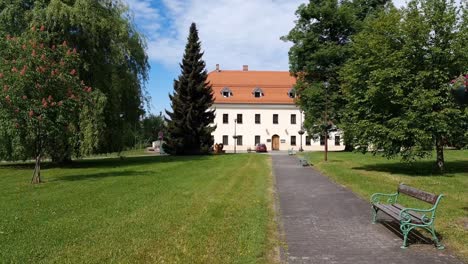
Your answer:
253;87;264;98
288;88;296;98
221;87;233;98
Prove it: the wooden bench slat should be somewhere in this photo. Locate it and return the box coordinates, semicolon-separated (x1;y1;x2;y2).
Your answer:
392;204;424;220
398;184;439;204
374;204;423;224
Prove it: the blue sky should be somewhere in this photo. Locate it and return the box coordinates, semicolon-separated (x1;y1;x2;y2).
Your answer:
126;0;407;116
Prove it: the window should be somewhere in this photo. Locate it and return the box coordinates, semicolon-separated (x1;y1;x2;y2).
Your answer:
273;114;278;124
255;135;261;145
221;87;232;97
255;114;261;124
222;135;229;145
305;136;311;146
288;88;296;98
237;135;243;146
253;87;264;98
291;114;296;124
291;136;296;146
223;114;228;124
335;136;341;146
236;114;243;124
320;135;325;146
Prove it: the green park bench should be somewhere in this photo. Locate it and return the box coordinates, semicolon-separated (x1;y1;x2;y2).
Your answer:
298;157;309;167
371;184;444;249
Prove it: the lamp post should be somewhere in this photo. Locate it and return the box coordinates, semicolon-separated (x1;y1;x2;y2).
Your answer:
323;81;329;162
298;110;304;152
233;118;237;154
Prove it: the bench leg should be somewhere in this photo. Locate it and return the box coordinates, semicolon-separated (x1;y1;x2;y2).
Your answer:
371;206;378;224
428;226;444;250
400;224;413;249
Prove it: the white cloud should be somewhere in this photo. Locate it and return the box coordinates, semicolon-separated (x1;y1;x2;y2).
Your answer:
127;0;413;71
127;0;307;71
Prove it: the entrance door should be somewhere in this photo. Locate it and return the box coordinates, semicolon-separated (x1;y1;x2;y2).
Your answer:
272;135;280;151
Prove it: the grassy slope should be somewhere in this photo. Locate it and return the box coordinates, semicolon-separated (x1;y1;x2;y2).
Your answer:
304;150;468;260
0;154;277;263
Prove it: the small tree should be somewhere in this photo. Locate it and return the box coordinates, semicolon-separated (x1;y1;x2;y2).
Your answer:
164;23;215;155
341;0;467;172
0;26;104;183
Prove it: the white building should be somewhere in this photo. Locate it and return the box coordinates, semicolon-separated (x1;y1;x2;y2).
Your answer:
208;65;345;152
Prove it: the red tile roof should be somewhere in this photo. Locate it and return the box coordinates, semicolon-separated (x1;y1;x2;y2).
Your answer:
207;70;297;104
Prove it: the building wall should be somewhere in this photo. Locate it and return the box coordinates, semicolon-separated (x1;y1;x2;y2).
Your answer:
211;103;345;152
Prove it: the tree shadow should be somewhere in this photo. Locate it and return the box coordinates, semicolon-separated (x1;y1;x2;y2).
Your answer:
353;160;467;177
51;170;154;182
0;155;211;171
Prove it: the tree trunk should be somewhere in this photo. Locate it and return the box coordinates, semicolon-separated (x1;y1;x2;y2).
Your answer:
324;130;328;161
31;154;42;184
435;137;445;174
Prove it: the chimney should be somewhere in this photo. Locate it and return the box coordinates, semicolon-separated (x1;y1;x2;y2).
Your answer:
243;65;248;71
216;64;220;72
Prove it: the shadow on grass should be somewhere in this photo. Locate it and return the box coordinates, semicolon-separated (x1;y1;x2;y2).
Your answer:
353;160;467;177
52;170;154;182
0;155;211;171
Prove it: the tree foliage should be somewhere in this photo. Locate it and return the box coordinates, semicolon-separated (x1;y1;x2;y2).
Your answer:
0;0;149;157
0;27;104;183
282;0;389;149
341;0;467;172
164;23;216;155
141;114;166;143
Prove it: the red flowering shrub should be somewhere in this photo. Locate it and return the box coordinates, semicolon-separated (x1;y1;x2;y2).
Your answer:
0;25;98;183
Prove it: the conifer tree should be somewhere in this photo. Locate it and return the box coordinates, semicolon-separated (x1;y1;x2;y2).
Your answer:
164;23;215;155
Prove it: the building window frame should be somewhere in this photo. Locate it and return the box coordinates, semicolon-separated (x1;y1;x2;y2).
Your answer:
273;114;279;124
291;136;297;146
291;114;296;124
222;135;229;145
255;135;260;145
236;114;243;124
221;87;233;98
223;113;228;124
252;87;264;98
255;114;261;124
288;88;296;98
335;135;341;146
237;135;243;146
305;136;311;146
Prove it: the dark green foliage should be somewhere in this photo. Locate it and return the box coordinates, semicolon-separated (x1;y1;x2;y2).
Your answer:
341;0;467;171
0;0;149;156
282;0;389;146
141;114;166;143
164;23;215;155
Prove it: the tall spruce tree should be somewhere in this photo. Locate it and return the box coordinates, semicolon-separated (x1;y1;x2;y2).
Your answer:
164;23;215;155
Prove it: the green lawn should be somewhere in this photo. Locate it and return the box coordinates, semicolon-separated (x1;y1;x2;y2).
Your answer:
0;154;278;263
304;150;468;260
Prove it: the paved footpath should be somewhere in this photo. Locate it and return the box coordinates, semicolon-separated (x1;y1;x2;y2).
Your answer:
273;154;463;264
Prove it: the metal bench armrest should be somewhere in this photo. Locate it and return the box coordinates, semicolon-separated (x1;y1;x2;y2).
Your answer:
399;207;434;225
399;194;444;225
371;192;399;204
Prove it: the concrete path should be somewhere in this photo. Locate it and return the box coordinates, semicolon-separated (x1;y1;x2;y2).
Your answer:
273;154;463;264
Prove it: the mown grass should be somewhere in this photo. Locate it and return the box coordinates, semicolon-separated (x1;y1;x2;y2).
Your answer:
303;150;468;260
0;154;278;263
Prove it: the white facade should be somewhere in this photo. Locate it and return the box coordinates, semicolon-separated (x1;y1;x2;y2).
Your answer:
212;103;345;152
